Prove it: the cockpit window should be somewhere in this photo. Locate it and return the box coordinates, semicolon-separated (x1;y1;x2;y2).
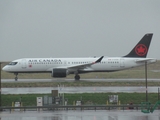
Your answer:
8;62;18;65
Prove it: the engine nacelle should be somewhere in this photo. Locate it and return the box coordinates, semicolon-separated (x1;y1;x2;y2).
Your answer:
51;68;68;77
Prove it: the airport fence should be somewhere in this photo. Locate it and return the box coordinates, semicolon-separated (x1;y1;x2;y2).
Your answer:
0;104;142;112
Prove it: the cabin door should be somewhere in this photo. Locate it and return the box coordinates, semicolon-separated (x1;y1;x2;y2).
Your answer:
120;59;125;67
21;59;27;69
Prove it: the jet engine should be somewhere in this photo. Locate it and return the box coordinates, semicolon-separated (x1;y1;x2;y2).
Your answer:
51;68;68;77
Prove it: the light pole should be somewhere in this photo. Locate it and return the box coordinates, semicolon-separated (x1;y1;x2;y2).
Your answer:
145;61;148;102
0;63;2;110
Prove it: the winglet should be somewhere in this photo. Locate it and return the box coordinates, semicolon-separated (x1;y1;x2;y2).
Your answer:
94;56;104;63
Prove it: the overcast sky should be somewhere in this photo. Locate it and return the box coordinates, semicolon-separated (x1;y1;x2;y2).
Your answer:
0;0;160;61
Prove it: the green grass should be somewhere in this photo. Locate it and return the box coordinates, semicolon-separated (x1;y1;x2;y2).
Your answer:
1;93;159;106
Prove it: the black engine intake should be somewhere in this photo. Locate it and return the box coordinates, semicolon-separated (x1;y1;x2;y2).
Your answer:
52;68;67;77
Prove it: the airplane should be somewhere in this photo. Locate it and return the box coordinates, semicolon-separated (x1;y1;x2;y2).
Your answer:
2;33;156;81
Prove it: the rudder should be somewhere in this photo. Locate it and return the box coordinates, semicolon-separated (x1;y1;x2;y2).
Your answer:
124;33;153;58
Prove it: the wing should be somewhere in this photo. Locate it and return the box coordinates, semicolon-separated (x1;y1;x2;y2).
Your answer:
56;56;104;71
68;56;104;70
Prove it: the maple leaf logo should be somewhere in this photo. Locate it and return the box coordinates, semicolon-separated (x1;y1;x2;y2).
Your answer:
135;44;148;56
29;65;32;68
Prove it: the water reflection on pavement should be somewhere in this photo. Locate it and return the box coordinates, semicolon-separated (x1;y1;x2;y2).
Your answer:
0;110;160;120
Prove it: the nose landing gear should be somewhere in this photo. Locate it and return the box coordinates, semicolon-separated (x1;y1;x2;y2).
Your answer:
14;73;18;81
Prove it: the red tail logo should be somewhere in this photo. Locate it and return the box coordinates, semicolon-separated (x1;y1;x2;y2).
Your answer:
135;44;148;56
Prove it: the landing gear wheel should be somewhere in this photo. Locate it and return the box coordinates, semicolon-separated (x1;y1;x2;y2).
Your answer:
14;73;18;81
75;75;80;81
15;77;18;81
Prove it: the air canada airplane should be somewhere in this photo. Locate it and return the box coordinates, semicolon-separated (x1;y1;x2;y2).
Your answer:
2;33;156;81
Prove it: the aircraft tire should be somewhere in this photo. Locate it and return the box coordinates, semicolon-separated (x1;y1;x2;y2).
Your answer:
75;75;80;81
15;77;18;81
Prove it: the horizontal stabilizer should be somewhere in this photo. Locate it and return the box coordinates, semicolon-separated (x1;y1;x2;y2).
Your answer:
135;58;157;63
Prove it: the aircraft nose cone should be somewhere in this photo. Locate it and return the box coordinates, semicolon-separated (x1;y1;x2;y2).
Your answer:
2;66;8;71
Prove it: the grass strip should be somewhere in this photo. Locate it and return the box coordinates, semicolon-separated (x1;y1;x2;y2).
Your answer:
2;93;159;106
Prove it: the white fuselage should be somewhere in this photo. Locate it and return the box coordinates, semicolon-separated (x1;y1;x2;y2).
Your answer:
2;57;156;74
2;33;156;80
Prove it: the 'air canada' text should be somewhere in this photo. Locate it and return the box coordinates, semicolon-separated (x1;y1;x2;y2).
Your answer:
28;59;62;63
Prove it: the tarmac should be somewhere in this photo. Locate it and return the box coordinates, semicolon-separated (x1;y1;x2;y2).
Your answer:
2;78;160;83
0;110;160;120
2;78;160;94
2;86;160;94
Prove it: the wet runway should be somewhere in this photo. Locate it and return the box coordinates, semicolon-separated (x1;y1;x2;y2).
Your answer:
2;78;160;83
0;110;160;120
2;86;159;94
3;78;159;94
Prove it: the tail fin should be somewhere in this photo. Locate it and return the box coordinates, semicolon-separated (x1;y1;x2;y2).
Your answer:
124;33;153;58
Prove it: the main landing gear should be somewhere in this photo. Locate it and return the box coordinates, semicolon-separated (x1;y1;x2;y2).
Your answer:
14;73;18;81
74;74;80;81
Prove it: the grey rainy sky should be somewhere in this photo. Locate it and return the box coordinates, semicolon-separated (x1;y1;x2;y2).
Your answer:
0;0;160;61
